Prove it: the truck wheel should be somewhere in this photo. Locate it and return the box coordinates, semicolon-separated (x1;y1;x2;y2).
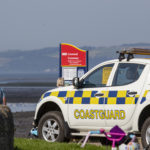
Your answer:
38;111;65;142
141;117;150;148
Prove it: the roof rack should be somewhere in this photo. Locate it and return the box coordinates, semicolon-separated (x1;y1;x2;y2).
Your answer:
117;48;150;61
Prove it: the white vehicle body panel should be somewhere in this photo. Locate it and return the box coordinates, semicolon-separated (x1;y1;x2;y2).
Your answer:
34;58;150;134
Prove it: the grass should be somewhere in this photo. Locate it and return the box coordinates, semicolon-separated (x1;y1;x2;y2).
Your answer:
14;138;111;150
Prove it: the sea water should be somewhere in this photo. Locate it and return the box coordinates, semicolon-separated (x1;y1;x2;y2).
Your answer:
0;73;57;112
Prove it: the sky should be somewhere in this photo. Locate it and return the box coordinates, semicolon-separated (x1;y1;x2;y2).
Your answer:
0;0;150;51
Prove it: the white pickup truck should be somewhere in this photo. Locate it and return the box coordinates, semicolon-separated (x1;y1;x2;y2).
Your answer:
33;48;150;148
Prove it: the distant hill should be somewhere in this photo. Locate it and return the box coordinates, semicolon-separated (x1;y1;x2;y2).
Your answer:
0;43;150;74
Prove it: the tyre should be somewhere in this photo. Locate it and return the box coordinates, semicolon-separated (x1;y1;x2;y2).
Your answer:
141;117;150;149
38;111;66;142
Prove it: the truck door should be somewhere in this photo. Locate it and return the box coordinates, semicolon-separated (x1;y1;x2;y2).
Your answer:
104;62;148;127
68;63;115;128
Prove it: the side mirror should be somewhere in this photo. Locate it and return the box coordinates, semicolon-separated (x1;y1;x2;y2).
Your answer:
72;77;80;88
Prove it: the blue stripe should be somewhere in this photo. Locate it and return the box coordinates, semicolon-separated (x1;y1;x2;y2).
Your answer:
91;91;98;97
65;98;69;104
69;98;73;104
82;98;90;104
99;98;104;104
135;97;138;104
126;91;130;97
75;91;83;97
117;98;125;104
140;97;146;104
58;91;67;97
105;98;108;104
109;91;117;97
44;92;51;98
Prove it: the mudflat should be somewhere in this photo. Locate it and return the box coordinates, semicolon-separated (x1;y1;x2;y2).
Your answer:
13;111;34;138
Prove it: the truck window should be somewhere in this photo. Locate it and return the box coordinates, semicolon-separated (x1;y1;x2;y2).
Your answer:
82;64;114;88
112;63;145;86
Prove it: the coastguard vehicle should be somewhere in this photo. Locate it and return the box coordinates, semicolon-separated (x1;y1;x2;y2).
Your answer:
33;48;150;148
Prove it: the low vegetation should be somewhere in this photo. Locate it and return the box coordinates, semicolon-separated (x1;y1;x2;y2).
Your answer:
14;138;110;150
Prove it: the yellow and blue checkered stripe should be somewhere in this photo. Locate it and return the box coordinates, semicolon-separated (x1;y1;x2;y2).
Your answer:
140;90;149;104
41;90;150;105
41;91;68;104
65;90;139;104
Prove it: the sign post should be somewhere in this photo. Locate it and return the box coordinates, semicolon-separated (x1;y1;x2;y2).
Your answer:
59;43;88;85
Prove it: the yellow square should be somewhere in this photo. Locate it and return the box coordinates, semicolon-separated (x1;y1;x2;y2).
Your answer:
143;90;149;97
82;91;92;97
73;98;82;104
117;91;127;97
66;91;70;97
135;95;139;98
59;98;65;104
41;94;45;99
101;91;109;97
90;98;99;104
107;98;116;104
51;91;59;97
125;97;134;104
70;91;75;97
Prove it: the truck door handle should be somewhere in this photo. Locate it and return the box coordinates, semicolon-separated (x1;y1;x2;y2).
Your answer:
95;93;104;97
128;91;137;95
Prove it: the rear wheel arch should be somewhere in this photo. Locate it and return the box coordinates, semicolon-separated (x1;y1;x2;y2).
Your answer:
138;105;150;131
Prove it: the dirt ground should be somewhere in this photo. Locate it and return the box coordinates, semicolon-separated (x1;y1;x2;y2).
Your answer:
13;111;34;138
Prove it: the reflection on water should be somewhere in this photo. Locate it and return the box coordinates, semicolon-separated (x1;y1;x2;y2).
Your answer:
7;103;37;112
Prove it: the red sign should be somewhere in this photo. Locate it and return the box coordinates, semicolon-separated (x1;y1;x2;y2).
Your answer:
61;43;86;67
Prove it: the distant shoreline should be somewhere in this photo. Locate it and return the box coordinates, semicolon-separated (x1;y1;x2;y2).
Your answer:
0;81;56;87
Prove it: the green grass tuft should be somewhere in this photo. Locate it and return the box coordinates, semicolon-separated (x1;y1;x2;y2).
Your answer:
14;138;111;150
